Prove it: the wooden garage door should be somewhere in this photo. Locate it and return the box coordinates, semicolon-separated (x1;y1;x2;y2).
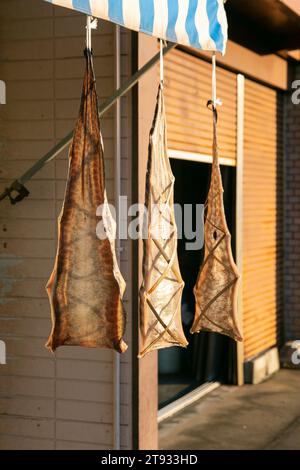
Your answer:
243;79;283;360
164;48;237;165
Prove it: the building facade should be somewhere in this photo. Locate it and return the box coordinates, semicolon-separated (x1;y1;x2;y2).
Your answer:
0;0;299;451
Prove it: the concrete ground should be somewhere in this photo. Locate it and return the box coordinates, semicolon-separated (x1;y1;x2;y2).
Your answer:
159;369;300;450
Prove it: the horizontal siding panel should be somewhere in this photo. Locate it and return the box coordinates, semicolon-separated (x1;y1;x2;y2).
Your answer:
2;101;54;120
55;440;108;450
0;0;52;19
0;436;54;450
0;357;55;378
55;347;113;363
2;120;55;140
7;80;54;101
0;416;54;439
56;400;114;423
0;318;50;337
0;278;48;298
1;140;55;160
0;60;53;81
0;396;54;419
54;35;115;59
56;420;112;446
5;239;51;258
55;56;114;79
1;181;55;202
56;380;129;406
56;360;112;382
0;376;54;398
0;200;55;220
0;39;54;61
1;337;53;359
0;218;55;239
56;379;113;404
1;336;113;361
0;298;52;318
0;160;55;180
0;18;53;40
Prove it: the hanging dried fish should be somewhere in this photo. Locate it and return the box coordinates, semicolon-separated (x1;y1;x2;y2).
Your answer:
46;49;127;353
191;105;243;342
139;84;188;357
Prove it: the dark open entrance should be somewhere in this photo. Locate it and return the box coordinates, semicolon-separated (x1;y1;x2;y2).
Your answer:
158;158;237;408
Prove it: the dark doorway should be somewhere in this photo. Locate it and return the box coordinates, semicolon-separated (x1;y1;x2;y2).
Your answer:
158;159;237;408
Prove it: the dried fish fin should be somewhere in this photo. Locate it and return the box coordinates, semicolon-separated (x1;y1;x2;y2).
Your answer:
191;107;243;342
46;49;127;353
139;85;188;357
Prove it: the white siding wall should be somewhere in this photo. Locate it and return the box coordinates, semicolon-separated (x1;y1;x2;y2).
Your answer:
0;0;132;450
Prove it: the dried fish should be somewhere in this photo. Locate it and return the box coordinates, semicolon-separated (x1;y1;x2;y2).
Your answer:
191;106;243;342
46;50;127;353
139;85;188;357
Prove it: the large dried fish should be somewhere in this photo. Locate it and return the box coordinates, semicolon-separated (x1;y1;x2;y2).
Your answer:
46;50;127;353
191;106;243;342
139;84;188;357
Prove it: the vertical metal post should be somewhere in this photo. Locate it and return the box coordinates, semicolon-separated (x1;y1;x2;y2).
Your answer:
236;73;245;386
113;24;122;450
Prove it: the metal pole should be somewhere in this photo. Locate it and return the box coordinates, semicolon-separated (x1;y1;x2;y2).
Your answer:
114;24;121;451
236;73;245;386
0;42;176;203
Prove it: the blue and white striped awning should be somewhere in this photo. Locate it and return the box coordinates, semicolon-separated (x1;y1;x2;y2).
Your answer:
45;0;228;54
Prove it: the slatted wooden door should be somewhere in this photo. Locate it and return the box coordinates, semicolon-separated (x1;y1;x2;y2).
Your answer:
164;48;237;166
242;79;283;360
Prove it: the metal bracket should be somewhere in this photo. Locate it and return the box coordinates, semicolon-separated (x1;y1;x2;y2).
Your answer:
0;180;30;205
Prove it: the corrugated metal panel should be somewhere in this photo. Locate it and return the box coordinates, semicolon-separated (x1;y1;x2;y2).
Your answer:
0;0;131;450
164;48;237;165
243;79;283;360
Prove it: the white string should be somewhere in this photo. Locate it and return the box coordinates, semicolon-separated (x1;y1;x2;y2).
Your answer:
212;52;216;107
212;52;222;108
160;39;164;87
86;16;98;50
86;16;91;50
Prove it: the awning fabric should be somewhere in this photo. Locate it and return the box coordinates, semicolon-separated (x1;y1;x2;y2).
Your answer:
45;0;228;54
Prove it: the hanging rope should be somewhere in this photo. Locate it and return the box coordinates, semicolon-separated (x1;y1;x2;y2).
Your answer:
208;52;222;114
86;16;98;51
212;52;217;108
160;39;164;87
